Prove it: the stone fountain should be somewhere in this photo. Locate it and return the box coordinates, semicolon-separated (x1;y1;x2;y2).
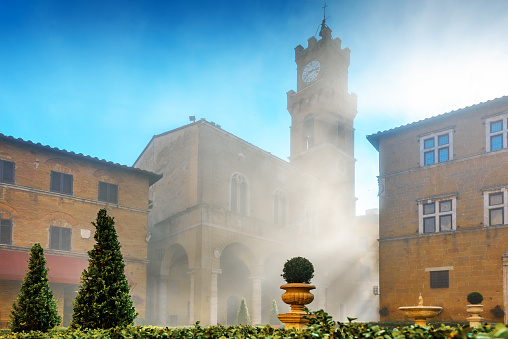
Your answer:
398;295;443;327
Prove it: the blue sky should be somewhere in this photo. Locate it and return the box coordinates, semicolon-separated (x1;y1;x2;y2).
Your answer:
2;0;508;214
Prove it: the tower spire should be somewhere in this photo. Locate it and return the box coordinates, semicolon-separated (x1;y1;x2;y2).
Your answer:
322;3;328;26
319;3;332;39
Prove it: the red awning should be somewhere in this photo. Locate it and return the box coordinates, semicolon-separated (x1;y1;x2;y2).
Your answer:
0;249;88;284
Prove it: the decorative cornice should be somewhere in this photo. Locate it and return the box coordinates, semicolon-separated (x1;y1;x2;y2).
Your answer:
379;223;508;242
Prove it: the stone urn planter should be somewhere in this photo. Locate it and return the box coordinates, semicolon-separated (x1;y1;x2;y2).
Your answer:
280;283;316;313
277;257;315;329
278;283;316;329
466;305;484;327
466;292;484;327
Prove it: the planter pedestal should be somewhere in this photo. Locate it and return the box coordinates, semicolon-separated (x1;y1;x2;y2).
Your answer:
466;305;483;327
277;283;315;330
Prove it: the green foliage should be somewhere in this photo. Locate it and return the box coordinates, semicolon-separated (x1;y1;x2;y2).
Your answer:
379;306;389;316
236;297;251;325
268;299;281;325
71;209;137;329
1;318;508;339
281;256;314;284
468;291;484;304
490;305;505;318
9;243;61;332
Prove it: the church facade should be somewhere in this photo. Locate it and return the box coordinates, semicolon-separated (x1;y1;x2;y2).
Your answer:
135;23;379;326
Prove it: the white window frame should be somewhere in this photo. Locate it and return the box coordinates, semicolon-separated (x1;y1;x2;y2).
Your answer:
419;129;453;167
418;196;457;234
485;113;508;152
483;188;508;226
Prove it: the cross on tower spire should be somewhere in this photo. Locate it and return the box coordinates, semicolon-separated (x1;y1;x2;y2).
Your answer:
319;3;331;39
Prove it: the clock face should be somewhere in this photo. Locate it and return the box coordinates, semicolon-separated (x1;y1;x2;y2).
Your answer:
302;60;321;83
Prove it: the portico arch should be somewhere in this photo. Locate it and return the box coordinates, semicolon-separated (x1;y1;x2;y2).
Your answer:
217;243;255;325
157;243;190;326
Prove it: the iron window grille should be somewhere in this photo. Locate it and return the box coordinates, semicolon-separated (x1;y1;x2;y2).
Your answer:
430;270;449;289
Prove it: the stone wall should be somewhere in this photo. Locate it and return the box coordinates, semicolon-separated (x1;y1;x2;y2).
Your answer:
376;97;508;323
0;137;153;327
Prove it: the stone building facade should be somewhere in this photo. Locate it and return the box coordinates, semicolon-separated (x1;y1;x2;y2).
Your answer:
0;132;161;327
368;96;508;324
135;22;379;326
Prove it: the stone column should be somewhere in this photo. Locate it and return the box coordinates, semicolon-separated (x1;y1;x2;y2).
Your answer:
210;268;222;326
188;269;195;324
503;252;508;325
158;276;168;325
249;274;264;325
316;284;327;311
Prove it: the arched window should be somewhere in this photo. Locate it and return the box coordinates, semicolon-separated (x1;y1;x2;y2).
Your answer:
273;190;287;226
303;115;314;150
231;174;248;215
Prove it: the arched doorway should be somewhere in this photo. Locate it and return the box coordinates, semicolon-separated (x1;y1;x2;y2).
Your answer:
218;243;253;325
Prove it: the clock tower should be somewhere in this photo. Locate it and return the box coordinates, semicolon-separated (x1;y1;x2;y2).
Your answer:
287;20;357;214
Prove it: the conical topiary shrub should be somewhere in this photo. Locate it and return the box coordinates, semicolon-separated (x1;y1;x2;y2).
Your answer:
236;297;251;325
268;299;281;325
10;243;61;332
71;209;137;329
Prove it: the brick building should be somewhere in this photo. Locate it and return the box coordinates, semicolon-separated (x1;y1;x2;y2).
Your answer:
134;22;379;326
0;132;161;327
368;96;508;323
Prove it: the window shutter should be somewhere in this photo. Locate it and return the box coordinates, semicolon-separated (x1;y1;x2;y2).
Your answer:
0;219;12;244
61;228;72;251
110;184;118;203
63;174;73;194
51;172;61;192
98;182;108;201
1;161;15;183
50;226;60;249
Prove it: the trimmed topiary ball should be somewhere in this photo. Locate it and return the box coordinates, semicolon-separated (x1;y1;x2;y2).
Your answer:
282;256;314;284
467;292;483;304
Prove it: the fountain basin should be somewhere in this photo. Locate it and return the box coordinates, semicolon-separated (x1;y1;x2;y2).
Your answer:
398;306;442;327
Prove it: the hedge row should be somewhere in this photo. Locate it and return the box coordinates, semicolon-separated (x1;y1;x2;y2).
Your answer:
1;310;507;339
